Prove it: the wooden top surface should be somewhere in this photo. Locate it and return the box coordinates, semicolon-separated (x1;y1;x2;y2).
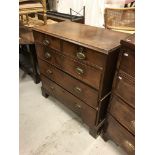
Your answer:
33;21;129;54
121;34;135;49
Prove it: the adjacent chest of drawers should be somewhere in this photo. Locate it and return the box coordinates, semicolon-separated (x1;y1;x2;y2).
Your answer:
33;21;128;138
102;34;135;154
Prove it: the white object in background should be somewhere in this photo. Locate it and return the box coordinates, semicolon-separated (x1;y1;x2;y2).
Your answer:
84;0;105;28
57;0;85;15
48;0;59;11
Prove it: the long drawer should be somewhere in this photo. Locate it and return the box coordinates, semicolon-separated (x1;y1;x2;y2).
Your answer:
113;71;135;108
38;59;99;108
36;46;102;90
109;95;135;134
106;115;135;155
41;75;97;127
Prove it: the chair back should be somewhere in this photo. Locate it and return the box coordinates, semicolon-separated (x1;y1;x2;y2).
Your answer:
104;7;135;31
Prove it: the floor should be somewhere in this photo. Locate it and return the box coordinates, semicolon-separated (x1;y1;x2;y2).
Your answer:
19;69;127;155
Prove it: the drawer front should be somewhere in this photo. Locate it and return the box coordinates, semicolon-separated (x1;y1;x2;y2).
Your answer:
37;47;102;90
38;59;99;108
113;71;135;108
35;45;52;64
33;31;61;51
38;59;53;80
119;48;135;77
106;115;135;155
41;75;97;127
63;41;106;69
109;95;135;134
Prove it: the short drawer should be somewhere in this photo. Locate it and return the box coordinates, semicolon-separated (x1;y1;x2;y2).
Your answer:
38;59;99;108
38;59;53;80
113;71;135;108
109;95;135;134
33;31;61;51
106;115;135;155
119;47;135;77
62;41;106;69
41;75;97;128
37;47;102;90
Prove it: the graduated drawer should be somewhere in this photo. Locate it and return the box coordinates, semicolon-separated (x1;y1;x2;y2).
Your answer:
33;31;61;51
118;47;135;77
113;71;135;108
62;41;106;69
109;95;135;134
37;46;102;90
38;59;99;108
106;115;135;155
41;75;97;128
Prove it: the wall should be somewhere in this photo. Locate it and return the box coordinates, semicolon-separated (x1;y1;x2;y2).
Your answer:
48;0;125;28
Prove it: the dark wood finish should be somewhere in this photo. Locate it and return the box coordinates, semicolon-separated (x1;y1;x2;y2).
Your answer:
109;95;135;134
33;31;61;51
33;21;128;53
104;115;135;155
41;75;97;127
36;45;102;90
38;59;98;109
119;48;135;77
113;71;135;108
102;34;135;154
19;26;40;84
33;21;129;138
62;40;106;69
100;49;119;98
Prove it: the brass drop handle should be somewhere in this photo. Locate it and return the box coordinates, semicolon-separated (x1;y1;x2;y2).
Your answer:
46;69;53;74
124;140;135;151
75;103;81;109
76;67;84;75
43;39;50;46
44;52;51;59
74;86;82;93
76;52;86;60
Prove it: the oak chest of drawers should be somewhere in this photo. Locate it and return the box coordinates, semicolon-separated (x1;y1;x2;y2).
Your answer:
32;21;128;138
102;34;135;154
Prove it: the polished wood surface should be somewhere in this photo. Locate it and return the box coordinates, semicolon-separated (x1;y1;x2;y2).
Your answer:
119;48;135;77
102;34;135;154
104;115;135;155
41;75;97;127
38;59;99;109
36;46;102;90
109;95;135;134
113;71;135;108
33;22;129;138
62;41;107;69
33;21;128;53
33;31;61;51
